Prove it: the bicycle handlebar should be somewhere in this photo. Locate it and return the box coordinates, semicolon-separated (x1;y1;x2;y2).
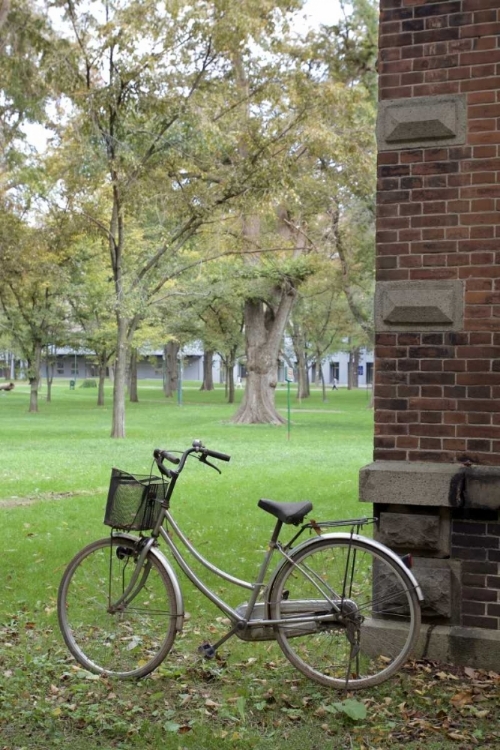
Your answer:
153;440;230;478
153;449;180;465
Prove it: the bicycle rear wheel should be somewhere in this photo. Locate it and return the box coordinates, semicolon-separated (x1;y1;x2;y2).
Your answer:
269;537;420;689
58;537;178;678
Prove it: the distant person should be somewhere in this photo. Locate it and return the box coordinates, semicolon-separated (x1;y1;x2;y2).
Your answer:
332;378;338;391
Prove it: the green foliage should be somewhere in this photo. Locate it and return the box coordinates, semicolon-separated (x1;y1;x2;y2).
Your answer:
1;0;377;432
0;0;56;154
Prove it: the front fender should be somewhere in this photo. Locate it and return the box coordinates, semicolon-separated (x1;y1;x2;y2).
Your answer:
111;533;184;632
267;532;424;607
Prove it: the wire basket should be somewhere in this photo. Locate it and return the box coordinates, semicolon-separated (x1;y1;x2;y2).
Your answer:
104;468;168;531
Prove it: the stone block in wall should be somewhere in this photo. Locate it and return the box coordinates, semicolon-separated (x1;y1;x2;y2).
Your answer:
377;512;440;551
377;94;467;151
374;280;464;333
412;558;460;621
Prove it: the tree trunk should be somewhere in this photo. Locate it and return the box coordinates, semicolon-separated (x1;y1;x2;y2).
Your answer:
163;341;179;397
226;345;237;404
317;357;327;402
290;320;309;400
111;317;128;438
27;342;42;413
347;347;360;390
45;349;54;403
97;359;107;406
129;348;138;402
232;288;296;424
200;349;214;391
0;0;10;31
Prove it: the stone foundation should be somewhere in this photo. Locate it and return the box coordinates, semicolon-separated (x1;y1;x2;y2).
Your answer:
360;462;500;651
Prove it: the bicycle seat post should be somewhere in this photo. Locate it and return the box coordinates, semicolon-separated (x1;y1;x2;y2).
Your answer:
269;519;283;549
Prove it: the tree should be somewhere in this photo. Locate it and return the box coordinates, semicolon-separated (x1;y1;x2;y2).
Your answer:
232;218;311;424
7;0;377;429
0;0;58;164
0;215;68;411
62;229;117;406
52;0;316;437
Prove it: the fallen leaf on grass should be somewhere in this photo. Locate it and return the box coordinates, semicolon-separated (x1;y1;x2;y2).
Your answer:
450;690;473;708
448;731;469;741
204;698;220;709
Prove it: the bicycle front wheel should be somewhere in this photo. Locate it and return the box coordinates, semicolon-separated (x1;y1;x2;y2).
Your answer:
58;537;178;679
270;537;420;690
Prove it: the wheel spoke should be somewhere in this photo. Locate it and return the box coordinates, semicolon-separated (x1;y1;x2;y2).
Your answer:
58;538;178;678
270;539;420;689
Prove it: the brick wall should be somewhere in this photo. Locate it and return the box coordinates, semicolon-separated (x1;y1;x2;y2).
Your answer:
452;511;500;629
375;0;500;465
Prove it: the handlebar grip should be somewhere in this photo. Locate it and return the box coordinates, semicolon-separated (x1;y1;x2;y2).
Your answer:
154;448;180;465
205;448;230;462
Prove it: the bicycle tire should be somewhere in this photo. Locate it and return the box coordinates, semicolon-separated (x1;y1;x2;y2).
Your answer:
269;537;421;689
58;537;178;679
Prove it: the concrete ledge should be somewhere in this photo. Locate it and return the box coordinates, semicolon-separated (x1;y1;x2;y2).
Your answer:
417;624;500;672
364;621;500;671
360;461;500;510
359;461;460;507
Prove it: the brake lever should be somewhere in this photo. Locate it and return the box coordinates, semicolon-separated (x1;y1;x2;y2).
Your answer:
199;455;221;474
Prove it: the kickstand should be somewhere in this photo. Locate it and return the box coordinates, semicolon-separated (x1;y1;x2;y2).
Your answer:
198;623;241;659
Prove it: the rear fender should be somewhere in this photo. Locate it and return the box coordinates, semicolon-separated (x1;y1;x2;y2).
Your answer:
267;533;424;607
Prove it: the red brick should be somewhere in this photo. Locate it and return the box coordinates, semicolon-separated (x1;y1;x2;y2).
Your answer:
467;359;492;371
374;450;407;461
467;91;496;104
401;150;424;163
467;413;492;424
420;359;444;371
461;49;500;66
411;268;458;279
414;82;460;96
470;227;495;239
409;397;457;410
461;76;500;93
460;22;500;38
469;119;497;133
396;436;419;448
444;412;467;424
462;185;500;198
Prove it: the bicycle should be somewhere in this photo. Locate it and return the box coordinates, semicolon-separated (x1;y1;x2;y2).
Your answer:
57;440;423;690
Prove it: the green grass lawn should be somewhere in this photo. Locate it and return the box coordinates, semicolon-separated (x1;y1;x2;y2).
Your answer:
1;380;499;749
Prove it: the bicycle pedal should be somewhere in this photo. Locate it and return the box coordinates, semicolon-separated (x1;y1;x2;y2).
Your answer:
198;642;216;659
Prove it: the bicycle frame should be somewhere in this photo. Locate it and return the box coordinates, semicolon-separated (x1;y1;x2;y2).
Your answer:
109;506;415;652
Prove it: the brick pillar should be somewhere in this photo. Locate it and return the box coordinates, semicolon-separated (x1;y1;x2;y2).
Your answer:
360;0;500;669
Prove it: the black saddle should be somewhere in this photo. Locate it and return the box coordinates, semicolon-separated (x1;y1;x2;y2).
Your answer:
258;498;313;525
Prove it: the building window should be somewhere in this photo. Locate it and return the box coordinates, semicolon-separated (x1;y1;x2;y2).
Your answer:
56;358;64;375
330;362;339;382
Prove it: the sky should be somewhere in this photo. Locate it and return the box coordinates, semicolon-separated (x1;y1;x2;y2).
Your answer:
303;0;342;27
